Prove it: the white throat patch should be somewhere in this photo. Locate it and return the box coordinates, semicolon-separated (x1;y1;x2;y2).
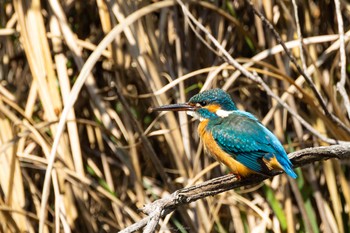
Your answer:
187;109;233;121
186;111;205;122
216;109;234;118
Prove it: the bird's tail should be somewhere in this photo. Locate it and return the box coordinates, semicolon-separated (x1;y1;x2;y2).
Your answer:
279;156;297;179
284;166;297;179
264;153;297;179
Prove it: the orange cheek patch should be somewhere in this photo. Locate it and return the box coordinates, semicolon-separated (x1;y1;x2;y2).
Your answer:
205;104;220;113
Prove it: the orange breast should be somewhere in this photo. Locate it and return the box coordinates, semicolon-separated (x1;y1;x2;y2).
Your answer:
197;120;257;177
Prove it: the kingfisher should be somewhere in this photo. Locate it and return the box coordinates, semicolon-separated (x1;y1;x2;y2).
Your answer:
152;89;297;179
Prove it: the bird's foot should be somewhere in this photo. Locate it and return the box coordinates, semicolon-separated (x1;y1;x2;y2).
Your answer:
228;172;242;180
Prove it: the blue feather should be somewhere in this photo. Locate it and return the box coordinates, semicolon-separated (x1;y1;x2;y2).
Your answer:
207;110;297;178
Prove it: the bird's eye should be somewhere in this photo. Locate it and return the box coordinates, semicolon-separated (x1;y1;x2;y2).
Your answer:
199;101;207;106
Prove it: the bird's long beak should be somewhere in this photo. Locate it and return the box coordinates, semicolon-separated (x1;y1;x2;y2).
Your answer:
151;103;198;112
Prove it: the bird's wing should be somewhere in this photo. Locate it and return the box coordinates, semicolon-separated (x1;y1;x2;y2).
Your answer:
210;111;285;173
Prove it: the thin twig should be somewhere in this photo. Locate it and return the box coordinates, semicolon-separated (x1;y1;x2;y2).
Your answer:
119;144;350;233
118;216;151;233
37;2;176;232
334;0;350;120
306;166;332;233
291;0;307;71
245;0;350;134
176;0;348;145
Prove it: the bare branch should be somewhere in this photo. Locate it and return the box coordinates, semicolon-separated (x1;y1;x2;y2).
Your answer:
288;144;350;166
118;144;350;233
118;216;151;233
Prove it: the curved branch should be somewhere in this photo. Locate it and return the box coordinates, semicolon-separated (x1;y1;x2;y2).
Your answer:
288;144;350;166
118;144;350;233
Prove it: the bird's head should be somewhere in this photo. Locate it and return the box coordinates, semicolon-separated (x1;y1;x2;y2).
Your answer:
152;89;237;120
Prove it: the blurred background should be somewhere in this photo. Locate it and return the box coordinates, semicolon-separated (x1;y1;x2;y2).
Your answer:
0;0;350;232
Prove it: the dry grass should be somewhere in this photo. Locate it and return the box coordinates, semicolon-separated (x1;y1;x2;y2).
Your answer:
0;0;350;232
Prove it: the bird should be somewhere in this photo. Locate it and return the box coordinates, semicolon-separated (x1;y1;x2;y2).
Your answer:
151;88;297;179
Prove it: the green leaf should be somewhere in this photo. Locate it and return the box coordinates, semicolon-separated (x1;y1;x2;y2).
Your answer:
171;218;189;233
264;185;287;230
304;198;320;233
